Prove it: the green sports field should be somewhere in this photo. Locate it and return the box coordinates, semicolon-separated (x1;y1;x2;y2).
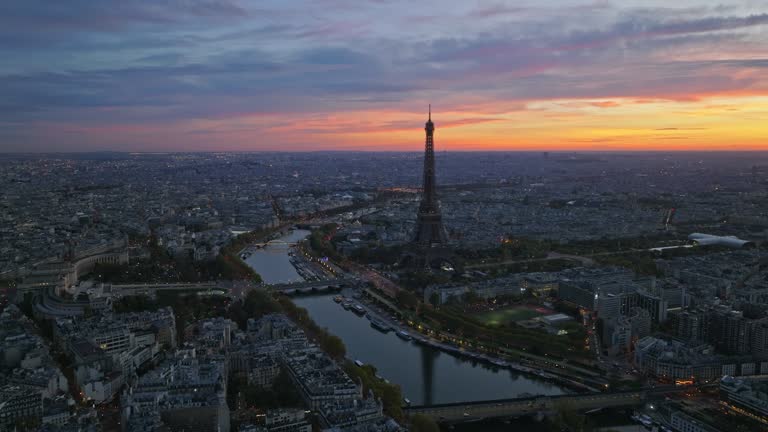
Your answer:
472;306;548;326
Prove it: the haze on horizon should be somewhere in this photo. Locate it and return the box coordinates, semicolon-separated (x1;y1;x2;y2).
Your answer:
1;0;767;153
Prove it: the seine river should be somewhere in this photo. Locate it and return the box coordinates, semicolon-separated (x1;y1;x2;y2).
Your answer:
246;230;566;405
243;229;311;284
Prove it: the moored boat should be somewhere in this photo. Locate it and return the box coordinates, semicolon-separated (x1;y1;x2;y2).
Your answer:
352;304;366;316
370;319;392;333
396;330;412;341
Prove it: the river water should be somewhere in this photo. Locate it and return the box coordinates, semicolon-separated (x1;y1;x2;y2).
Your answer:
243;229;311;284
246;230;566;405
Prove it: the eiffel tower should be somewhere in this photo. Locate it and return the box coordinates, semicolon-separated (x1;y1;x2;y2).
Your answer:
402;106;457;270
413;105;448;246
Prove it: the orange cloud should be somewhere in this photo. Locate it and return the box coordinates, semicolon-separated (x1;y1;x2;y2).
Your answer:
589;101;621;108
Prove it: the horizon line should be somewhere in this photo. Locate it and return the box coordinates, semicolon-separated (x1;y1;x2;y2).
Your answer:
2;149;768;155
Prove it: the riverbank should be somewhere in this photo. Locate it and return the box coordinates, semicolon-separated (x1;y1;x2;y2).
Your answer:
330;289;600;395
352;280;610;386
293;293;567;406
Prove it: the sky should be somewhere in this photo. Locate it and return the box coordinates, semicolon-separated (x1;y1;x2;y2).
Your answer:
1;0;767;152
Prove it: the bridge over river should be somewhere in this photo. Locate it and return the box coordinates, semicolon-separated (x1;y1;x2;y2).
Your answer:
250;239;299;248
269;277;356;294
404;386;687;422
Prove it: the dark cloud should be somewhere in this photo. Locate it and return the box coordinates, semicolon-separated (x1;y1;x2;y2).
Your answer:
295;47;376;66
0;44;407;123
469;4;528;18
0;0;247;30
0;0;250;55
560;12;768;50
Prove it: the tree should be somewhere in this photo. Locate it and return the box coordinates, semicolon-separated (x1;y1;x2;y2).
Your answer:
241;369;303;409
114;294;156;313
549;199;567;209
551;402;591;432
227;300;248;329
396;290;419;310
19;292;35;318
410;414;439;432
14;416;41;432
321;334;346;359
429;292;439;308
462;290;482;305
243;289;282;318
344;361;403;421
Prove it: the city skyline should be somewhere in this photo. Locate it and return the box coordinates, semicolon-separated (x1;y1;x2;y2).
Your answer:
1;0;767;152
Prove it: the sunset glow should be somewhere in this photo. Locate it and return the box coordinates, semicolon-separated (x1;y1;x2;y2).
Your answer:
1;0;767;152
